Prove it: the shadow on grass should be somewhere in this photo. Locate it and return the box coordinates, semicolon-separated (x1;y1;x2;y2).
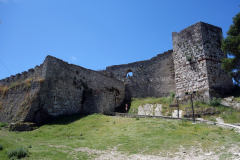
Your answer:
45;114;91;126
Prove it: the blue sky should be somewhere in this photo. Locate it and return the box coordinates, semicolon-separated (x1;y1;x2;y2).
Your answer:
0;0;239;80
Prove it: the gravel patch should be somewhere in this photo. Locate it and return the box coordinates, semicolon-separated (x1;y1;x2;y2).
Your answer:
73;146;240;160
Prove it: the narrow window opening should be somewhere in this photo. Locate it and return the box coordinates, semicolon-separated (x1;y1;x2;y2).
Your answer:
126;69;133;77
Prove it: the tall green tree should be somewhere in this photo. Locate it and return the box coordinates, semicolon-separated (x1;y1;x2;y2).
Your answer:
221;12;240;84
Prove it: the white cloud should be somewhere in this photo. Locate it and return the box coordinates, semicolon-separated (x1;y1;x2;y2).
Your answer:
71;56;77;61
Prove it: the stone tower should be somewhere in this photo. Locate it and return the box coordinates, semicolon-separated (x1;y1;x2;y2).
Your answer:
172;22;233;99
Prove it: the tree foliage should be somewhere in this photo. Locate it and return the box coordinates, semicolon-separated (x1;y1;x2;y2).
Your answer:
221;12;240;84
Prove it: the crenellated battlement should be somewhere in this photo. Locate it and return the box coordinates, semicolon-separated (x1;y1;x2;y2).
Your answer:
0;63;46;87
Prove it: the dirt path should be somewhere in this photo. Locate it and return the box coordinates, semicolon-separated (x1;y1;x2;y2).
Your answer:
72;146;240;160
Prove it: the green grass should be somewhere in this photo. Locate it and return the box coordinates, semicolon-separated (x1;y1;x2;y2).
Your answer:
7;146;29;159
0;122;7;128
128;96;240;123
0;114;240;159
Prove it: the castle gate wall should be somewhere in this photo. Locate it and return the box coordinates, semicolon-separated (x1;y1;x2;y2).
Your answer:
99;50;176;98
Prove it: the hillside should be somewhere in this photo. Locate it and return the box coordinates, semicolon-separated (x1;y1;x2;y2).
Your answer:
0;114;240;159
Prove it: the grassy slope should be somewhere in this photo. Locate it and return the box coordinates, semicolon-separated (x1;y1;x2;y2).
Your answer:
129;97;240;123
0;114;240;159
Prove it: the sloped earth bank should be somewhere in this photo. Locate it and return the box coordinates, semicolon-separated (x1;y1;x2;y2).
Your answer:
49;145;240;160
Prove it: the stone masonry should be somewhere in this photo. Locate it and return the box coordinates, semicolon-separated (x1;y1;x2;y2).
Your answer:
0;21;233;124
0;56;125;124
99;50;176;99
172;22;233;98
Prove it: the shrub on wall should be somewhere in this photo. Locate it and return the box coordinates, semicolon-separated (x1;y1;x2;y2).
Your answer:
169;90;175;100
0;78;44;99
0;86;9;98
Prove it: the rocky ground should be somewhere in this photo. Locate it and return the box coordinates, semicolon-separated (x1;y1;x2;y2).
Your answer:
71;146;240;160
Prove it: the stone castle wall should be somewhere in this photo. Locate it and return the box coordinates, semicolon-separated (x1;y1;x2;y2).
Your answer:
0;21;234;124
0;61;47;123
25;56;125;124
201;23;233;97
172;22;233;98
0;56;125;124
99;50;176;98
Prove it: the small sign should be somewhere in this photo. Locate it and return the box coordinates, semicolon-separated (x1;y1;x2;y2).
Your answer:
169;105;178;108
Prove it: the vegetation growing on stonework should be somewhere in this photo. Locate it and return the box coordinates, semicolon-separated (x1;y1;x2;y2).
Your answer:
186;55;192;62
39;78;45;84
185;51;193;62
0;78;44;98
0;102;3;110
15;93;38;120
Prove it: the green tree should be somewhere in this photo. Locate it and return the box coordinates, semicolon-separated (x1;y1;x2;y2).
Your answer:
221;12;240;84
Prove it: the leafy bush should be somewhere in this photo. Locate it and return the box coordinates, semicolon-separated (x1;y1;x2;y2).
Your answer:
136;117;140;120
208;97;222;106
0;123;7;128
0;144;3;151
186;55;192;62
7;146;29;159
169;90;175;99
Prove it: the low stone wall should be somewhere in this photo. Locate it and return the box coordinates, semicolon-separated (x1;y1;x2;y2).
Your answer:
110;112;240;133
138;104;163;116
9;122;37;132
